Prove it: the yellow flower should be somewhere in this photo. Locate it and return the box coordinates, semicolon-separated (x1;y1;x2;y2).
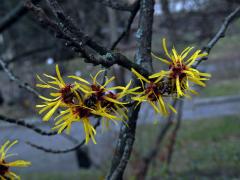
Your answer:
53;104;119;144
0;140;31;180
71;70;140;122
131;68;176;116
71;70;116;100
36;64;89;121
36;67;140;144
52;88;121;144
150;38;211;97
100;80;140;122
53;105;97;144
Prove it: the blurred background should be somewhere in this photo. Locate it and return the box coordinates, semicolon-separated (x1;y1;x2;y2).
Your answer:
0;0;240;179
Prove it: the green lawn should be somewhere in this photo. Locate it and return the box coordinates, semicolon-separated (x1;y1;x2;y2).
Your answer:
130;115;240;179
200;79;240;97
21;116;240;179
208;33;240;61
20;169;103;180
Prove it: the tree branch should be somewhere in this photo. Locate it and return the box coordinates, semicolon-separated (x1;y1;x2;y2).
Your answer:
195;6;240;67
46;0;108;54
205;6;240;53
26;1;150;77
5;46;54;65
111;0;140;50
25;112;101;153
107;1;154;179
0;114;58;136
94;0;137;11
0;0;41;33
135;100;178;179
0;58;40;97
166;100;184;169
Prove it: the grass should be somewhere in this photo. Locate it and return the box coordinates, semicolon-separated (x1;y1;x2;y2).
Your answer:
200;78;240;97
20;169;103;180
208;33;240;61
20;116;240;179
128;115;240;179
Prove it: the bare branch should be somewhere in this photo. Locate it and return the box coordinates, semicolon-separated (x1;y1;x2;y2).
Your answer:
0;58;40;97
107;1;154;179
205;6;240;53
26;1;150;77
166;100;184;169
0;114;58;136
111;0;140;50
195;6;240;67
95;0;137;11
0;0;41;33
26;112;101;154
5;46;54;65
26;137;85;154
46;0;108;54
135;100;178;179
108;105;141;179
25;2;107;66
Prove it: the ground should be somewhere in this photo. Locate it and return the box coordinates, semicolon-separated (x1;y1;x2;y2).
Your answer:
133;115;240;180
20;115;240;179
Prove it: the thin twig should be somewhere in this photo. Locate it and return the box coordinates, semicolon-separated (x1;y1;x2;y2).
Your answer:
5;46;54;65
46;0;108;54
26;104;101;153
194;6;240;67
26;138;85;154
0;114;58;136
95;0;137;11
166;100;184;168
0;58;40;97
26;1;150;77
107;1;154;179
135;100;178;179
46;0;148;76
111;0;140;50
0;0;42;33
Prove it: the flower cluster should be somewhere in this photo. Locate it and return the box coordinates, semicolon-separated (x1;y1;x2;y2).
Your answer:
36;39;211;144
150;38;211;97
131;38;211;115
0;140;31;180
36;65;139;144
131;68;176;116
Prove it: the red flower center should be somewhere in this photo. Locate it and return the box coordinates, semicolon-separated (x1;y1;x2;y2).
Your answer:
73;106;91;118
0;161;9;175
170;63;187;79
145;83;161;101
83;85;106;109
60;84;74;104
91;85;105;99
